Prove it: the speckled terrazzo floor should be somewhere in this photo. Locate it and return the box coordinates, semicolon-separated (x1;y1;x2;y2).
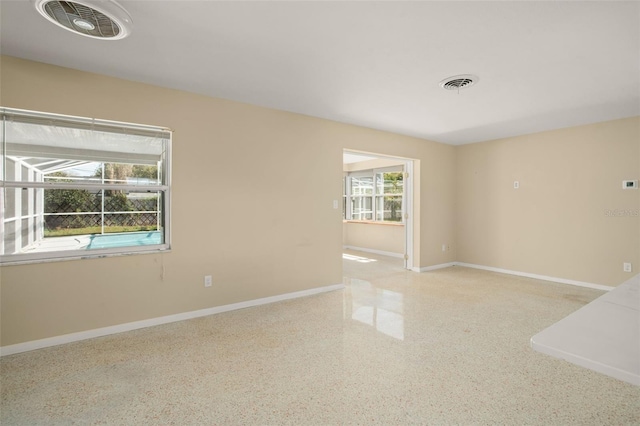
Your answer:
1;250;639;425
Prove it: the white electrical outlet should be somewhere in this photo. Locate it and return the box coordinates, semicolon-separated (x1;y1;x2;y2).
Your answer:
513;181;520;189
623;263;632;273
204;275;212;287
333;200;339;209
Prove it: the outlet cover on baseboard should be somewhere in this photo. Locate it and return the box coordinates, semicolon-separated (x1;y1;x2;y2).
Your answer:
623;263;632;273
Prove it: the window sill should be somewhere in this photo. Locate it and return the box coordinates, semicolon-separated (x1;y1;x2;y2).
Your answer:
343;220;404;227
0;246;171;266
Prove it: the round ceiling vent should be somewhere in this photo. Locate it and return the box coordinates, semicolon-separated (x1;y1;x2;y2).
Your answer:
33;0;133;40
439;74;479;91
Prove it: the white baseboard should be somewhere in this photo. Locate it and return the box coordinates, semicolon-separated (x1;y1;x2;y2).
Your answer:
343;246;404;259
455;262;614;292
414;262;456;272
0;283;345;357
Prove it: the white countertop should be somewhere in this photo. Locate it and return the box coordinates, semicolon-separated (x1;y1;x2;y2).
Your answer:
531;274;639;386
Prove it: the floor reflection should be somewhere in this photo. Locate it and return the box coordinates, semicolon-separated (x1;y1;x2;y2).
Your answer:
342;253;378;263
345;278;404;340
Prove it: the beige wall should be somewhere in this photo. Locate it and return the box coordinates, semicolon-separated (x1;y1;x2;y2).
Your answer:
0;56;456;346
343;222;405;255
6;55;631;348
456;117;640;287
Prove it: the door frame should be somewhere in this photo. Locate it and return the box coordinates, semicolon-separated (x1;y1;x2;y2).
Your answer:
343;149;415;270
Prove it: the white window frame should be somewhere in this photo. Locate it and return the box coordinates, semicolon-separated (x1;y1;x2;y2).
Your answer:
0;107;172;265
344;166;404;223
347;171;374;221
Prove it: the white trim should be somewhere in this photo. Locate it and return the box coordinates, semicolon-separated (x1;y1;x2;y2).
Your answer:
0;283;345;357
403;159;414;271
455;262;614;291
3;181;168;192
1;244;171;266
343;245;404;259
415;262;456;272
2;107;172;134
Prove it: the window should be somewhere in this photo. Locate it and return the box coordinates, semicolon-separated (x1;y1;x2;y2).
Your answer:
0;108;171;264
375;171;403;221
350;174;374;220
343;167;403;222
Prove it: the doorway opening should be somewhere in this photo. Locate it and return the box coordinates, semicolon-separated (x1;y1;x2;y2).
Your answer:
342;150;414;270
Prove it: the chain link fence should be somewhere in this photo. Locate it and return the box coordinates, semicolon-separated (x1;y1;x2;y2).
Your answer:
44;189;159;233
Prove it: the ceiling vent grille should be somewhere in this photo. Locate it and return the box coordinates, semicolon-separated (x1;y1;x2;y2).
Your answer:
33;0;132;40
439;74;479;91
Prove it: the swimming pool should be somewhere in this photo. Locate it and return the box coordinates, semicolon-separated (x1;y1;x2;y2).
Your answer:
86;231;162;249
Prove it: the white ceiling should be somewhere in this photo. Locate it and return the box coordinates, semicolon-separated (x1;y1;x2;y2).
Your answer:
1;1;639;145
